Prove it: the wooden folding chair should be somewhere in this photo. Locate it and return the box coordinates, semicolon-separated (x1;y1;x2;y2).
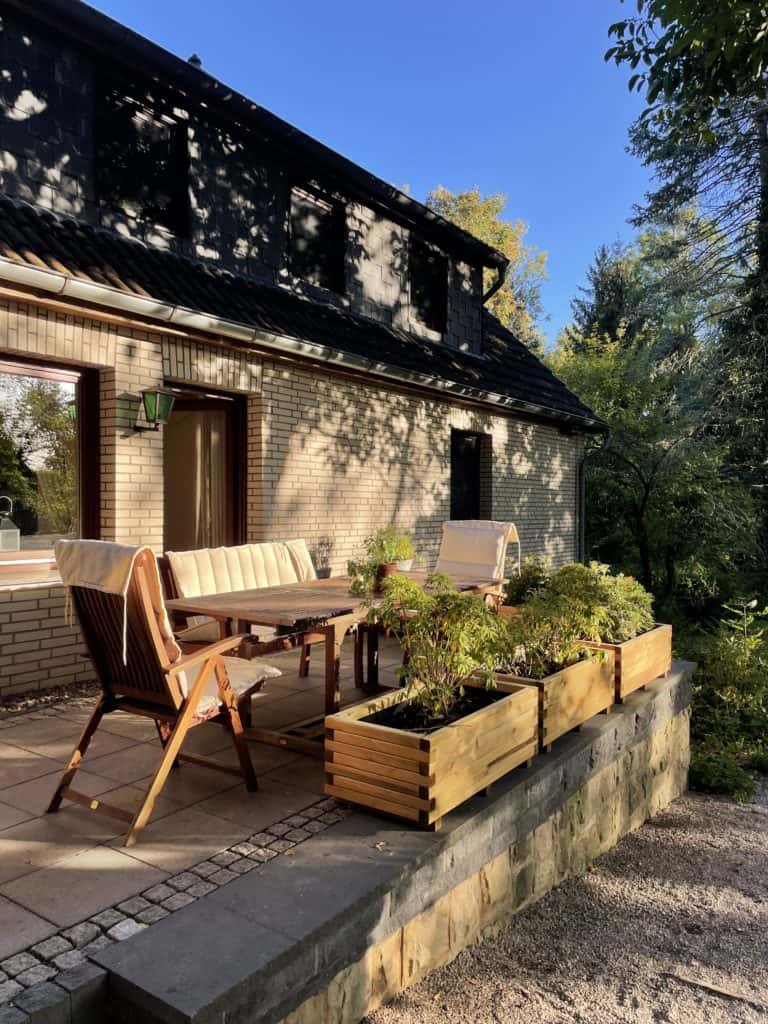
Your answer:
47;548;278;846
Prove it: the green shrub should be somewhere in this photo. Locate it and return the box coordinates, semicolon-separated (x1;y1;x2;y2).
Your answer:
544;562;655;642
687;601;768;800
505;554;551;605
689;748;754;801
495;593;596;679
372;572;505;720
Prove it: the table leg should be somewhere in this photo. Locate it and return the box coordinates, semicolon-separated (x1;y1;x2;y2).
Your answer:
366;625;379;688
354;624;364;688
325;622;344;714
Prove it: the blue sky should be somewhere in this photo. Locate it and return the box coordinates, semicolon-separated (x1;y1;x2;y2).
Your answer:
92;0;651;345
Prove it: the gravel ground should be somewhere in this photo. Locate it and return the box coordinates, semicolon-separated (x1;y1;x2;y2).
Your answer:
365;793;768;1024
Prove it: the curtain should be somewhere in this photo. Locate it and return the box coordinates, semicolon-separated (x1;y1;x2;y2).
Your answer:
164;408;228;550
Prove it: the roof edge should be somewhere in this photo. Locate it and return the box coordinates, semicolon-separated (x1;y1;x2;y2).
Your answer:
0;254;606;434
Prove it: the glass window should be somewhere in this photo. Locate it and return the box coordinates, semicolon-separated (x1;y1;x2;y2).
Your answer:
410;238;448;333
288;188;346;293
0;360;93;572
96;75;190;237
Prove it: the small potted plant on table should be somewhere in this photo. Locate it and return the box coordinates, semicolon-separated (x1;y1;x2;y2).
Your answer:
347;525;416;595
495;593;615;752
324;573;538;829
543;563;672;702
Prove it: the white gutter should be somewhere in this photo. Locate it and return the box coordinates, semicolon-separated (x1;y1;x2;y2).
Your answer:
0;257;603;431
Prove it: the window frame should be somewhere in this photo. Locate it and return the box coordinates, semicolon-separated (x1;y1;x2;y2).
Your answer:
94;70;191;239
449;429;492;521
287;185;347;295
409;236;448;334
0;356;100;581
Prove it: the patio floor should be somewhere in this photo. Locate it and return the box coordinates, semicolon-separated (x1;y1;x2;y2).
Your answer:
0;638;402;1001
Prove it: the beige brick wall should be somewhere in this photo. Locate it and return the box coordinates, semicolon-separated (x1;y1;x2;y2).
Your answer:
0;298;584;697
259;359;583;575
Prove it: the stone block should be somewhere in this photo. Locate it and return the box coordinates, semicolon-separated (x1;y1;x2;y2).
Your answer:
14;982;69;1023
56;962;108;1024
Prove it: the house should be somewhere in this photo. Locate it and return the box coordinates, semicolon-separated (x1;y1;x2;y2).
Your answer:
0;0;603;698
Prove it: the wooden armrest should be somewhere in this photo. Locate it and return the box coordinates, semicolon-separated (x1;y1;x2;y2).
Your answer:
168;634;248;674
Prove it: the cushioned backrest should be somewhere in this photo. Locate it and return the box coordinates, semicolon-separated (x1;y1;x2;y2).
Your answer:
167;541;316;598
435;521;514;581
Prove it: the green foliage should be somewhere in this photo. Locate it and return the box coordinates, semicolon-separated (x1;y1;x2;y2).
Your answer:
548;332;758;605
425;186;548;353
544;562;655;643
504;554;550;606
687;601;768;799
606;1;768;127
347;525;416;595
496;594;594;680
371;572;505;721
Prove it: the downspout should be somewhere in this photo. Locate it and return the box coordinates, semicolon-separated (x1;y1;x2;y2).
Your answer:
577;430;609;562
482;259;509;304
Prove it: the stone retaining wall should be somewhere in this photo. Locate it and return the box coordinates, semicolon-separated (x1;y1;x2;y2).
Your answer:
95;667;692;1024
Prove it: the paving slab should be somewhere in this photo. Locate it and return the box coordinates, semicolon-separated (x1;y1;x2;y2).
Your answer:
0;744;62;789
1;846;167;927
0;895;55;961
108;806;251;872
196;778;320;832
0;817;100;886
0;770;115;817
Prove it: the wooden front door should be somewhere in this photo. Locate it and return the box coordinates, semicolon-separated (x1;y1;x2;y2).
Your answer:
163;395;244;551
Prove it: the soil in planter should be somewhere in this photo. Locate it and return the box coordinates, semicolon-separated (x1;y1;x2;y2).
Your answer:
364;686;506;734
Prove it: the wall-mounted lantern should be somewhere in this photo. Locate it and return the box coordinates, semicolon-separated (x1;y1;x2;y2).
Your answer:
134;389;176;432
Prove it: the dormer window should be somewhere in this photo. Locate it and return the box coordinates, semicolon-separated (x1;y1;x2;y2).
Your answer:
410;237;447;334
95;75;190;237
288;187;345;293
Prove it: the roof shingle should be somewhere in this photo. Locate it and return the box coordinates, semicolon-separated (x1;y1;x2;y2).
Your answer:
0;196;604;431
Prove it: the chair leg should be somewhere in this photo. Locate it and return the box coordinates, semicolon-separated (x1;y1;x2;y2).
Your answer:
237;694;252;729
47;695;106;814
299;643;311;677
124;692;204;846
154;720;180;770
217;664;258;793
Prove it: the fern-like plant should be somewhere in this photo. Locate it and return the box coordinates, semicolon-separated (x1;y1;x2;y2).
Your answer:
496;592;596;679
544;562;654;642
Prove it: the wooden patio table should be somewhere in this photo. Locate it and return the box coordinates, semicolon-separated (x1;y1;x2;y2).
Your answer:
166;571;500;755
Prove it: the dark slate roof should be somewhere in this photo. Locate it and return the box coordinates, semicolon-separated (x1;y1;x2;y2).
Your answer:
0;196;605;432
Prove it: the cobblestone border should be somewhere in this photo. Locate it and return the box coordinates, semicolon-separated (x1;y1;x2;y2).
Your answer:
0;698;347;1019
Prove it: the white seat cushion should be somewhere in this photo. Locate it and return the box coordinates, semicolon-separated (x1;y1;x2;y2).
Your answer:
182;657;282;720
167;540;317;599
435;521;514;581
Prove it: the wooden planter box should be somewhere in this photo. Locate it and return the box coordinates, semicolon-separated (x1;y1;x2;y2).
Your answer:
497;651;615;752
324;680;539;830
583;624;672;702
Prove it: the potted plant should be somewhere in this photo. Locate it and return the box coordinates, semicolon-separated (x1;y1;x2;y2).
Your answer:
542;563;672;702
324;573;538;829
495;593;615;751
347;525;417;595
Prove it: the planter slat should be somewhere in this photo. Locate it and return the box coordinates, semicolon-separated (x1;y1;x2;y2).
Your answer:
498;653;615;750
326;744;434;785
584;624;672;702
325;679;538;829
325;783;423;822
324;724;432;763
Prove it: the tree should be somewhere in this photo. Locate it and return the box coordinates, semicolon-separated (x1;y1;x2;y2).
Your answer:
606;1;768;125
426;186;547;352
569;242;649;348
548;333;757;604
